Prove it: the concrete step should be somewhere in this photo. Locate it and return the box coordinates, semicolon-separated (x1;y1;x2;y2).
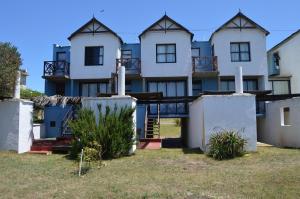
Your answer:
28;151;52;155
138;138;162;149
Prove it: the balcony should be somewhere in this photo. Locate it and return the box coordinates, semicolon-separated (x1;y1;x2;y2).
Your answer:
43;61;70;80
192;56;218;77
116;58;141;76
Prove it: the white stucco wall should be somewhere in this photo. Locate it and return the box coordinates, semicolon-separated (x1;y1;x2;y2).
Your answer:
0;99;33;153
211;29;269;89
81;96;137;153
268;33;300;93
140;31;192;77
188;94;257;151
257;98;300;148
33;123;45;139
70;33;121;79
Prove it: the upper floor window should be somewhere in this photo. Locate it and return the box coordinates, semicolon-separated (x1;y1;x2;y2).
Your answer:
85;46;104;66
230;42;251;62
121;50;132;59
270;80;290;95
81;82;109;97
156;44;176;63
273;52;280;69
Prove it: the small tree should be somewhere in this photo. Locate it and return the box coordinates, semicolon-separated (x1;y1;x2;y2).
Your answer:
0;42;22;98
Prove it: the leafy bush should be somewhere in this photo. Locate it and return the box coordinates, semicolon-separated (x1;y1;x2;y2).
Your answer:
175;118;181;127
69;104;135;160
207;130;247;160
21;88;43;99
0;42;22;98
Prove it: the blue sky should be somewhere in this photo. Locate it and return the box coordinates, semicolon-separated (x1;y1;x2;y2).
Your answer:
1;0;300;92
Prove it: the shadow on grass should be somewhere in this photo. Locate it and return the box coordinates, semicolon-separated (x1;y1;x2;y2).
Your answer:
182;148;204;154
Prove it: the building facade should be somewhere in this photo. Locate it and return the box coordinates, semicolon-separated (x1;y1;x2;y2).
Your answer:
267;30;300;94
43;12;269;138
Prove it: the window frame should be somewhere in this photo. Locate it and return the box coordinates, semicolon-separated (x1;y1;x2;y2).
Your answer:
243;79;258;91
79;81;109;97
156;44;176;63
269;80;291;95
84;46;104;66
230;42;251;62
121;50;132;59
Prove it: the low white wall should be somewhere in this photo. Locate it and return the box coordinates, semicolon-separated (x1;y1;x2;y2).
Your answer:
0;99;33;153
188;94;257;152
257;98;300;148
81;96;137;153
33;123;45;139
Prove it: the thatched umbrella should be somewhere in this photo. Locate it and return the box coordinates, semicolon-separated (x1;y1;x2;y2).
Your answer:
32;95;82;109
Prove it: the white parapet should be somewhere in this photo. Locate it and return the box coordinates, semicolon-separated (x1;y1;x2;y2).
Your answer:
188;94;257;152
81;96;137;154
235;66;243;94
118;66;125;96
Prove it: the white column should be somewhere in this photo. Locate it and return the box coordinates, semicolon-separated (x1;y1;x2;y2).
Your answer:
188;75;193;96
118;66;125;96
235;66;243;94
14;71;21;99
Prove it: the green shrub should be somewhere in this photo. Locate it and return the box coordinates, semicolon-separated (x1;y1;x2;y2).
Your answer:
207;130;247;160
84;141;102;162
69;104;135;160
175;118;181;127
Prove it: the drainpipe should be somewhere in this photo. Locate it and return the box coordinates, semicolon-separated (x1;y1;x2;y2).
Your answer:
14;71;21;99
235;66;243;94
118;65;125;96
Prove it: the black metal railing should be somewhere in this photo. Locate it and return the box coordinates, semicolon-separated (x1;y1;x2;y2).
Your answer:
116;58;141;74
192;56;218;72
43;61;70;77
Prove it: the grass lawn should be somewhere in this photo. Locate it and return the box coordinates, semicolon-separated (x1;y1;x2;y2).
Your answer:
160;118;181;138
0;147;300;198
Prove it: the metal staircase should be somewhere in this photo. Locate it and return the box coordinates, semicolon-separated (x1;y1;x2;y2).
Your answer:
60;105;76;136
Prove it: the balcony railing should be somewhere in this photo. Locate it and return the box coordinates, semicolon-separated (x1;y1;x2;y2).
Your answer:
116;58;141;75
43;61;70;78
192;56;218;73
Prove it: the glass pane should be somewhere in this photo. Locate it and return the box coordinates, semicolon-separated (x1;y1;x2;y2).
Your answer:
176;82;185;96
241;53;250;61
230;44;239;52
193;81;202;90
243;81;247;91
167;103;176;114
99;83;107;94
89;83;97;97
99;47;104;55
177;103;186;114
192;48;200;57
220;81;228;91
167;45;175;53
231;53;239;61
167;82;176;97
273;81;289;94
157;54;165;62
247;80;257;91
160;104;167;114
150;104;157;114
157;45;166;53
228;81;235;91
166;54;175;62
81;84;89;97
99;56;103;65
148;82;157;92
122;50;131;59
57;52;66;61
157;82;166;96
240;43;249;52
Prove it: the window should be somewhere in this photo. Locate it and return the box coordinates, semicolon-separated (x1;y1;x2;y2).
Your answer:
193;80;202;96
50;121;56;127
156;44;176;63
273;52;280;69
125;80;131;93
230;42;251;62
220;80;235;91
85;46;104;66
80;82;109;97
281;107;291;126
270;80;291;95
192;48;200;57
243;79;258;91
56;52;67;61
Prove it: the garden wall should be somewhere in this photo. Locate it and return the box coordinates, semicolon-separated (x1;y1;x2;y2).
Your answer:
188;94;257;152
81;95;137;153
257;97;300;148
0;99;33;153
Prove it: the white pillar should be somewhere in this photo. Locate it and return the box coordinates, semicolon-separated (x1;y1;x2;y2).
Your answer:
235;66;243;94
187;74;193;96
14;71;21;99
118;66;125;96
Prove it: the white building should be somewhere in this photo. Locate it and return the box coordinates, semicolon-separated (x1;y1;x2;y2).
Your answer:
267;30;300;94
